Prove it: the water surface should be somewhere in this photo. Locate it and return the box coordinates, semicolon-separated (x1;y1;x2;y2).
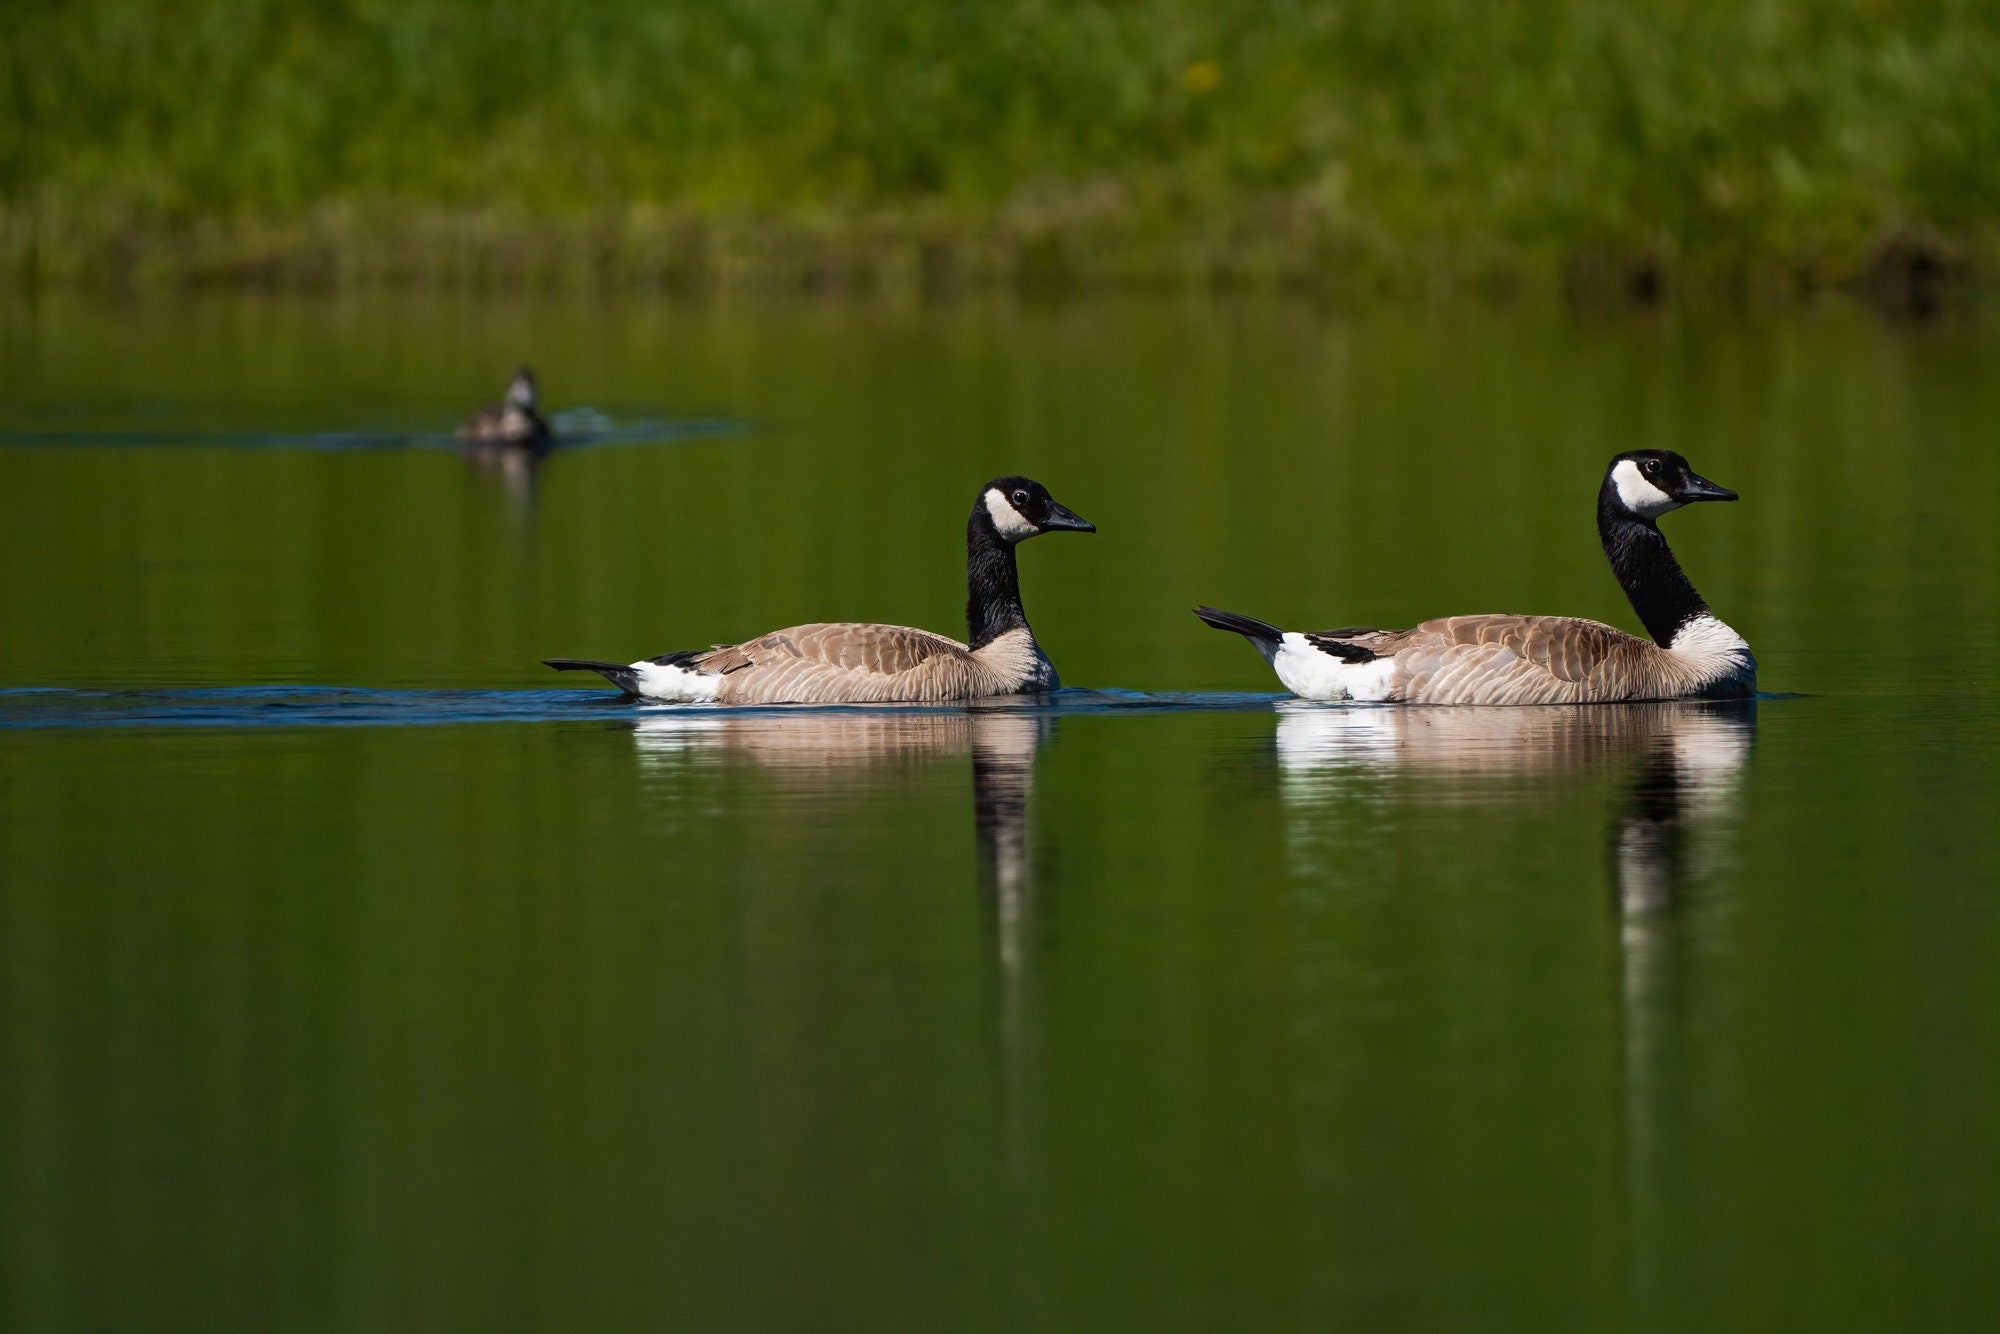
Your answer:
1;294;1996;1332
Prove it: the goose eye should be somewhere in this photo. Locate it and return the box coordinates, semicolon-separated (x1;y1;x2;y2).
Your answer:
1642;459;1663;478
1011;489;1030;506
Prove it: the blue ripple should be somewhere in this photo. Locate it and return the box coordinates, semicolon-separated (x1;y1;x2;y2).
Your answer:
0;685;1289;731
0;411;745;453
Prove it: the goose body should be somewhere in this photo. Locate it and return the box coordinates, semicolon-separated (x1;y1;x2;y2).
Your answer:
546;477;1094;704
1198;451;1755;705
458;366;552;449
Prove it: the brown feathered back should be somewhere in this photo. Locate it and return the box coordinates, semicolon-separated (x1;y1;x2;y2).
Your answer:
691;623;1054;704
1322;615;1747;704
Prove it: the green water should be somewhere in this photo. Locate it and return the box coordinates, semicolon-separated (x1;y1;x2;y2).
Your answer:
1;294;1997;1332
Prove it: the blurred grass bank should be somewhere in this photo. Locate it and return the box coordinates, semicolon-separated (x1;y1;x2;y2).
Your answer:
3;0;1996;299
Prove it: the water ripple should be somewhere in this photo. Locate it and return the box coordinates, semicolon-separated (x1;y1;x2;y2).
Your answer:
0;409;744;453
0;685;1287;731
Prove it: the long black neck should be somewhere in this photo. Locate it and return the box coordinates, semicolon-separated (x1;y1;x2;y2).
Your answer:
1598;488;1709;647
966;510;1029;649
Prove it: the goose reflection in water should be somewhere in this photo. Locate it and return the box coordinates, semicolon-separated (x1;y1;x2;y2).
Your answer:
460;440;545;514
1273;697;1754;962
629;703;1055;1270
628;703;1051;968
1274;697;1754;1313
1273;699;1753;873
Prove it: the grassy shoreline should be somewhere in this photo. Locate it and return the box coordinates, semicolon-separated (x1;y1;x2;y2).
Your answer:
6;0;1996;300
5;193;1989;306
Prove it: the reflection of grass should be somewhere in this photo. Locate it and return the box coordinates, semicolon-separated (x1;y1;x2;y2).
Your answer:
4;0;1995;295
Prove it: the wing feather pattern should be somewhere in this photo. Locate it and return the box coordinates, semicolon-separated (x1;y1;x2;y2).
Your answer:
687;622;991;704
1310;615;1694;704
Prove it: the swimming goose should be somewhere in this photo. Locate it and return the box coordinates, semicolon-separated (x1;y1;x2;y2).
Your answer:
1196;450;1755;704
545;477;1095;704
457;366;552;449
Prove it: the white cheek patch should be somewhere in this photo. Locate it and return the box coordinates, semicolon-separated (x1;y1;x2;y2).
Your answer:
983;490;1040;542
1612;460;1681;517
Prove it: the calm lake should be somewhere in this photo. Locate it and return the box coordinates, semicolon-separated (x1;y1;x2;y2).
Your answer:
1;292;1996;1332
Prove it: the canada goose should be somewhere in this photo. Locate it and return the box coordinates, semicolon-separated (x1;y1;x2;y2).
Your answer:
1197;450;1755;704
546;477;1095;703
457;366;552;449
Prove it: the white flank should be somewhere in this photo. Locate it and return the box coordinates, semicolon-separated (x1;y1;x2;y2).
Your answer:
1611;459;1681;518
629;658;724;702
1668;613;1757;690
983;489;1040;542
1270;632;1399;701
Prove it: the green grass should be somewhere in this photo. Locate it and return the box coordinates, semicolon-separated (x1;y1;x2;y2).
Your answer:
3;0;1997;294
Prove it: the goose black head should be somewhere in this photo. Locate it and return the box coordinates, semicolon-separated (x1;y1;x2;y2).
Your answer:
505;366;539;411
976;476;1096;544
1604;450;1737;520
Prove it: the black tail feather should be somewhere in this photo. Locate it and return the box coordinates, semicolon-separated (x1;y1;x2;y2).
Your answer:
1303;634;1378;664
1193;605;1286;644
543;658;641;694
